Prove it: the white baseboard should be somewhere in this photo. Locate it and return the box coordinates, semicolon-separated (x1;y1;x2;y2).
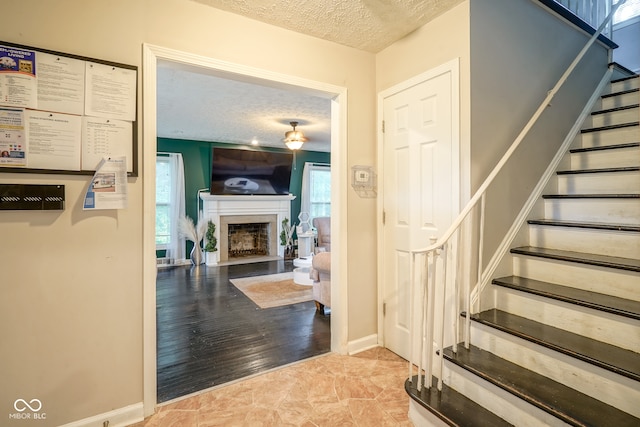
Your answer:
347;334;378;355
408;399;449;427
58;403;144;427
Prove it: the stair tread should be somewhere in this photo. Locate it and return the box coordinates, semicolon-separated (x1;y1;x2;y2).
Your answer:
443;345;640;427
473;308;640;381
611;72;639;84
557;166;640;175
591;103;639;115
527;219;640;232
405;376;514;427
542;193;640;199
601;87;639;98
510;246;640;272
570;142;640;153
581;121;639;134
493;275;640;321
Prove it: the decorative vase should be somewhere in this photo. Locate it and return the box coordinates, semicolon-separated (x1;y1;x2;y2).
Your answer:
284;245;295;260
190;244;204;265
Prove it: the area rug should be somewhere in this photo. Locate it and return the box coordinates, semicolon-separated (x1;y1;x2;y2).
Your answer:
230;272;313;309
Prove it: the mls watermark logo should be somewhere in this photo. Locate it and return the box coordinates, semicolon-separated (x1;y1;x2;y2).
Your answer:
9;399;46;420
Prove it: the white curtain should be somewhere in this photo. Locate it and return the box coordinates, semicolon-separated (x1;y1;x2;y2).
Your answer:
300;162;313;228
165;153;186;262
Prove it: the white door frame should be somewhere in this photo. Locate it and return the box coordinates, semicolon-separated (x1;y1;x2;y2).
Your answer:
142;43;349;415
376;58;465;348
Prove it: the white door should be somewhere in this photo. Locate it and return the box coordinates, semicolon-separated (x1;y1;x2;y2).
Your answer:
382;64;459;360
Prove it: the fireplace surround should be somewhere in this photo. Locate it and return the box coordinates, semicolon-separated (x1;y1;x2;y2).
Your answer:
200;194;295;264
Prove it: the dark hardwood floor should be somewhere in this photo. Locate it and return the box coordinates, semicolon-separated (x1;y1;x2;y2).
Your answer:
156;260;331;403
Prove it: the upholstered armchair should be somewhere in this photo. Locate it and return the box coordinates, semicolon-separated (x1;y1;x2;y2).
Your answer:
309;251;330;314
312;217;331;253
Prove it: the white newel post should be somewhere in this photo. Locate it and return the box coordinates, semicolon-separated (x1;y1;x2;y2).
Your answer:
200;194;295;264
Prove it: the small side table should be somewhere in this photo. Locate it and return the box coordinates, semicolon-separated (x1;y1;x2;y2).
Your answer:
292;256;313;286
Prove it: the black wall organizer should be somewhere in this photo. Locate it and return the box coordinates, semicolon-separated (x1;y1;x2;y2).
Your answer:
0;184;65;210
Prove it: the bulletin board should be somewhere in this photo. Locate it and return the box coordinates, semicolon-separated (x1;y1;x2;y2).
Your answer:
0;41;138;177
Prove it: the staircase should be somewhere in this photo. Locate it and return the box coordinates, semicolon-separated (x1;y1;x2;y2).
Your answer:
406;73;640;426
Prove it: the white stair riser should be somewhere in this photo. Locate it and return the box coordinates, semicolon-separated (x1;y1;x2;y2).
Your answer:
611;78;640;93
443;363;568;427
557;171;640;194
512;254;639;301
544;198;640;224
492;286;639;351
529;225;640;258
590;108;639;128
570;147;640;169
601;92;640;110
580;126;639;147
470;322;640;417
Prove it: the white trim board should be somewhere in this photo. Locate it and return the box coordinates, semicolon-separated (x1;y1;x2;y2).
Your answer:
142;43;349;417
58;403;144;427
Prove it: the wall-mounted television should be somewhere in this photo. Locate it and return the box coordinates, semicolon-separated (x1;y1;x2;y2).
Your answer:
210;147;293;195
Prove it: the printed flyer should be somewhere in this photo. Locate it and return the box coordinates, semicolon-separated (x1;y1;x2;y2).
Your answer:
83;156;128;210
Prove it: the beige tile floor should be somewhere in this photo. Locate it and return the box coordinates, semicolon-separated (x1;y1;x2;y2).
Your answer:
132;347;414;426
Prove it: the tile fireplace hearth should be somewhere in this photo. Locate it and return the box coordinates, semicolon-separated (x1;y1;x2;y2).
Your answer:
200;194;295;265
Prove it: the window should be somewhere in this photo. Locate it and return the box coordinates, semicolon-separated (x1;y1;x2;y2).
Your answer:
614;0;640;25
156;153;186;260
156;156;171;248
301;163;331;221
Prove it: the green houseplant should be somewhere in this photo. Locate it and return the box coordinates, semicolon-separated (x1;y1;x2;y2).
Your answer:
204;220;218;265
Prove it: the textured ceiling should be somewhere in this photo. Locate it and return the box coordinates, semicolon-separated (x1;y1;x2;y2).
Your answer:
157;63;333;152
157;0;463;151
192;0;463;53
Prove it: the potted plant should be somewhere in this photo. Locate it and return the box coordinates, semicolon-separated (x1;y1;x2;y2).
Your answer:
204;220;218;266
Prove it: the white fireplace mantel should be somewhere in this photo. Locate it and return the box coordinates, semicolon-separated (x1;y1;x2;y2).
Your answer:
200;194;296;263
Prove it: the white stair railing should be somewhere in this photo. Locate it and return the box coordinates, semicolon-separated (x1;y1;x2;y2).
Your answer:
408;0;627;392
554;0;614;38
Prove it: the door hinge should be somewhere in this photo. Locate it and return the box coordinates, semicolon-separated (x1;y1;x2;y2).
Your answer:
382;120;385;133
382;210;386;224
383;302;386;316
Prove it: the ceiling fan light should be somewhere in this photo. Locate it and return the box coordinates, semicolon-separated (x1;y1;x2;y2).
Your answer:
283;121;307;150
285;139;305;150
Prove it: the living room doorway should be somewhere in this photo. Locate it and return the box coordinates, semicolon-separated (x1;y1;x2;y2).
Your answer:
142;43;347;413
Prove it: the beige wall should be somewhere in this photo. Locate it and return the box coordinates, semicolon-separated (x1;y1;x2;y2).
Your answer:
0;0;376;424
376;1;472;202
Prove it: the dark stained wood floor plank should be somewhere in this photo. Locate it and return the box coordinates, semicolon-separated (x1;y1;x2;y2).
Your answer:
156;260;331;402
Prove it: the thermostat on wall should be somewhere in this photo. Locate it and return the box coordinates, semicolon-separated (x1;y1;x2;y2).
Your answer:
351;165;376;198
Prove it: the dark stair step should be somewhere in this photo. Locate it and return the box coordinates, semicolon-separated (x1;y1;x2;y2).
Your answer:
557;166;640;175
581;121;639;134
405;376;513;427
542;193;640;199
602;88;640;100
527;219;640;233
473;306;640;381
443;345;640;427
591;103;639;116
493;275;640;320
601;87;639;99
570;142;640;153
609;63;638;79
510;246;640;272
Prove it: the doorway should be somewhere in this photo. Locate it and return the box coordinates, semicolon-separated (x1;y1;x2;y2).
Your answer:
379;59;461;360
142;44;348;414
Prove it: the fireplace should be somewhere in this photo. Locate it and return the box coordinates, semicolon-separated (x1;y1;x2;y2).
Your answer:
221;214;277;261
200;194;295;265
